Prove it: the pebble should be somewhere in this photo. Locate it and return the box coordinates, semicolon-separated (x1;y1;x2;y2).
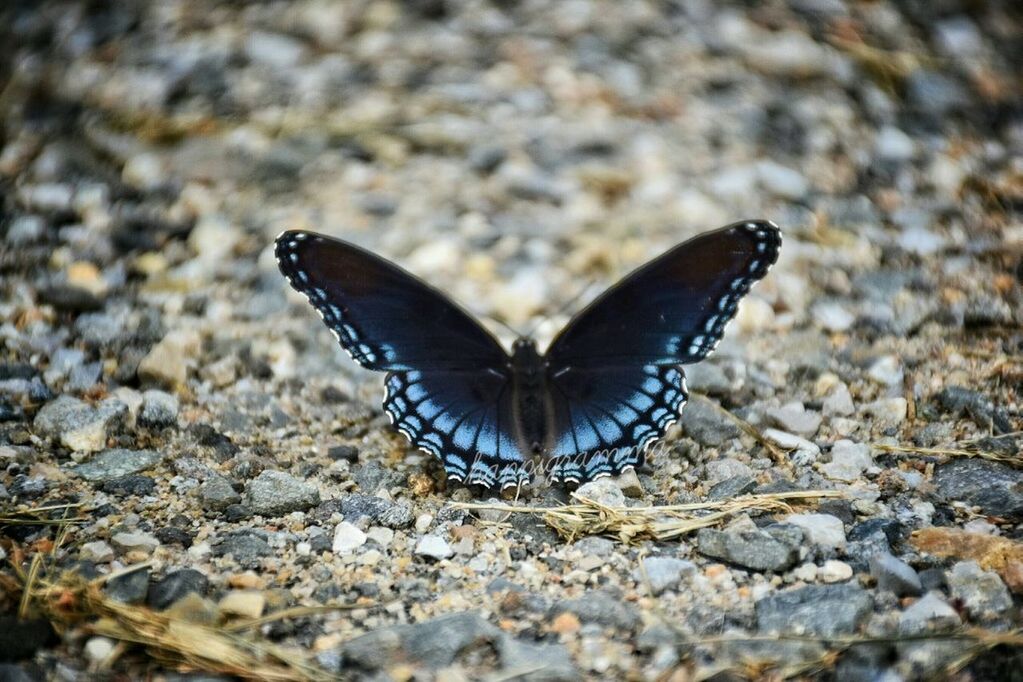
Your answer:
550;590;641;630
822;383;855;417
785;514;846;553
932;459;1023;521
219;590;266;619
766;402;822;438
697;524;802;572
764;429;820;462
139;389;179;427
820;560;853;583
138;331;200;388
898;592;961;633
104;566;151;604
199;475;241;511
874;126;915;162
757;584;873;637
415;535;454;560
820;439;872;482
947;561;1013;620
84;636;116;664
110;532;160;555
811;301;855;333
147;569;210;610
757;160;809;200
867;356;904;386
72;449;163;482
332;522;367;554
870;553;923;597
33;396;121;453
244;470;320;516
575;478;626;507
637;557;696;595
80;541;115;563
213;533;273;567
679;396;742;447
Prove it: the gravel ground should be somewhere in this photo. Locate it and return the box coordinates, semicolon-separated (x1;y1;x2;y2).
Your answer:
1;1;1022;680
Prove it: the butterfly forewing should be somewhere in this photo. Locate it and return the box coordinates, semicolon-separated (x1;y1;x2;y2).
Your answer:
275;231;508;372
545;220;781;368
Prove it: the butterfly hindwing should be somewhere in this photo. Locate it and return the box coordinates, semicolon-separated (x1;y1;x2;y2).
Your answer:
275;231;507;372
545;220;781;368
383;370;529;488
545;365;688;483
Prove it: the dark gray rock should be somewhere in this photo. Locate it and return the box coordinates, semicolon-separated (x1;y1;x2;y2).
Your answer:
756;584;873;637
935;386;1012;434
327;444;359;462
104;566;151;604
213;532;273;567
340;611;500;671
9;475;47;500
932;459;1023;520
697;523;803;572
678;395;741;447
198;475;241;511
707;475;757;500
0;616;54;663
101;475;156;497
139;389;179;427
947;561;1013;621
147;569;210;610
378;501;415;529
870;553;922;597
352;460;405;492
496;633;581;682
244;470;320;516
549;590;641;630
71;449;163;483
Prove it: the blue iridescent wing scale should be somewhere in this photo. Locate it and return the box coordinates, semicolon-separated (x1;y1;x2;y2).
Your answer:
275;231;530;486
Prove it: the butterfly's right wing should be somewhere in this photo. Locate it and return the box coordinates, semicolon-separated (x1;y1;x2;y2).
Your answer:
275;230;508;372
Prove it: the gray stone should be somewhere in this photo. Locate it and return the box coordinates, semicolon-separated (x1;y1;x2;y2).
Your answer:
785;513;845;552
870;553;923;597
80;541;115;562
764;429;820;463
707;475;757;500
935;386;1012;434
575;478;626;507
139;389;179;427
679;396;741;447
34;395;124;453
110;532;160;555
332;522;367;554
898;592;961;634
415;535;453;560
340;611;500;670
199;475;241;511
932;459;1023;520
875;126;915;162
698;523;803;572
244;470;320;516
947;561;1013;620
766;403;822;437
68;361;102;391
812;301;855;333
636;557;697;595
757;584;873;637
147;569;210;610
378;501;415;529
213;533;273;567
104;566;151;604
757;160;808;200
821;440;872;482
496;633;581;682
72;449;163;483
549;590;640;630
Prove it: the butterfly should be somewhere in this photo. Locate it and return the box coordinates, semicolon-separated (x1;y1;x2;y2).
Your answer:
275;220;781;489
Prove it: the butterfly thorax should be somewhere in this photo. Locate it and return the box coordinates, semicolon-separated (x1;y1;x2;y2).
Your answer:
510;337;547;453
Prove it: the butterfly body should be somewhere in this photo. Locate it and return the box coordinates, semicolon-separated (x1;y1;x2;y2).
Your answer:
275;220;781;489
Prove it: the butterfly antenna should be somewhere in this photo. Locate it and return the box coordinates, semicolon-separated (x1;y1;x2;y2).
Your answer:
522;276;600;339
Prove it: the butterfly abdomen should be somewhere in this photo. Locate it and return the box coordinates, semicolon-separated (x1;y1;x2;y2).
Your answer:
509;339;547;454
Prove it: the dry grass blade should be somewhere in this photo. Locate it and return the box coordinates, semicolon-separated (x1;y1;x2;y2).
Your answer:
16;568;335;681
872;442;1021;467
453;490;841;543
0;502;88;526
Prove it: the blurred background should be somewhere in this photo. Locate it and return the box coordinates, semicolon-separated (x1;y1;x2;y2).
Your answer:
2;3;1022;678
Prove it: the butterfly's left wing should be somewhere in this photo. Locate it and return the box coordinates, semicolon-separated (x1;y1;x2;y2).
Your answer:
276;231;530;487
541;221;781;484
